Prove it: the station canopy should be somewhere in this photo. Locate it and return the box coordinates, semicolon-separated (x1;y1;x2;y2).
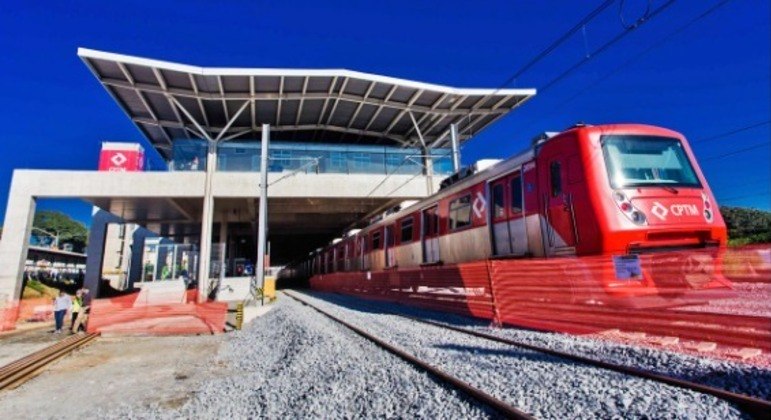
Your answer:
79;48;536;159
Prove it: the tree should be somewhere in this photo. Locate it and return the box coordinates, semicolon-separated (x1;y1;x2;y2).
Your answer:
33;211;88;252
720;206;771;245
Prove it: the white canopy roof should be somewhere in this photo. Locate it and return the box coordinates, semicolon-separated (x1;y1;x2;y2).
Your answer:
79;48;535;159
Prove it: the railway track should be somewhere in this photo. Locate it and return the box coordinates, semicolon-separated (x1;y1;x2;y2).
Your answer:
288;291;771;419
283;291;533;419
0;332;98;391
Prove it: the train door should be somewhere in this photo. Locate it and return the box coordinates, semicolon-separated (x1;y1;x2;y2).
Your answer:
508;173;528;255
489;172;528;256
540;157;577;255
422;206;440;263
344;241;351;271
489;179;512;255
360;235;370;270
385;224;396;267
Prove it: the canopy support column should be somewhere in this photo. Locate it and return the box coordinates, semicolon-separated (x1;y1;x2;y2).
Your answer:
256;124;270;304
409;111;434;195
450;123;461;172
169;97;250;302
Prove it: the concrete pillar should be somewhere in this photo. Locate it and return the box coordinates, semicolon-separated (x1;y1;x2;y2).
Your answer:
219;210;228;253
219;210;228;276
84;209;124;302
256;124;270;295
198;140;217;302
0;173;36;311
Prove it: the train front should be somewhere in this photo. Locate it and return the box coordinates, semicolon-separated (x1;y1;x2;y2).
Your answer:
581;124;732;306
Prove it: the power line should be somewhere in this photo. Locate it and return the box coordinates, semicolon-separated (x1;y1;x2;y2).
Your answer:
718;192;771;203
499;0;617;89
442;0;621;144
520;0;735;131
693;120;770;144
538;0;677;94
702;141;770;162
713;178;771;192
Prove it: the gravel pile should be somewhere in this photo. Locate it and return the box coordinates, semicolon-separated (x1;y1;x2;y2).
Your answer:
296;291;750;419
100;296;493;419
307;291;771;401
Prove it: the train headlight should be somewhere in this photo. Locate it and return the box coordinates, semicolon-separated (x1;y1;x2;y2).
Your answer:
631;210;646;225
701;193;714;223
612;191;648;226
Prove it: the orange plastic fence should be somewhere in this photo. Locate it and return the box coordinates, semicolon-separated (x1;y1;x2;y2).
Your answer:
311;245;771;355
87;291;227;335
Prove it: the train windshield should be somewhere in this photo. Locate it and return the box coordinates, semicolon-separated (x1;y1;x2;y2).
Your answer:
601;135;701;189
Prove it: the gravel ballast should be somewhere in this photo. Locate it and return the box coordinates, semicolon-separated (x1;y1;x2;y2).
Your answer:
292;291;752;419
302;291;771;401
101;296;493;419
99;289;764;418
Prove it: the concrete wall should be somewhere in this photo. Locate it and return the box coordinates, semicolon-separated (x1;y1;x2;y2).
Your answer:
0;169;439;307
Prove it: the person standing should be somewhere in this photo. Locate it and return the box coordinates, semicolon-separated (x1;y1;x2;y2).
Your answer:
70;290;83;332
52;291;72;333
71;289;90;333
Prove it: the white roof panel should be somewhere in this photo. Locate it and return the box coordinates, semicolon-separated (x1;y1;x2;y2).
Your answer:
78;48;536;159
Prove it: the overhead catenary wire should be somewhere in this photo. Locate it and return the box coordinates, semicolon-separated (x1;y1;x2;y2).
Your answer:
519;0;736;131
692;120;770;144
718;192;770;203
496;0;618;90
408;0;625;152
538;0;677;94
701;141;770;162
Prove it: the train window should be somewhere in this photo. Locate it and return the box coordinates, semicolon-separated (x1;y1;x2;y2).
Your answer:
550;161;562;197
449;195;472;230
511;175;523;213
492;183;505;219
423;208;438;236
371;231;381;249
601;135;701;188
400;217;414;243
386;225;395;247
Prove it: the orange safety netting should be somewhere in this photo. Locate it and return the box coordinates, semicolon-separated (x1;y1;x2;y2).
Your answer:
86;289;227;335
1;297;55;331
311;245;771;362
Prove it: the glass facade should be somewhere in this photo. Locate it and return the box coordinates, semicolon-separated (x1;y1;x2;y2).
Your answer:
170;139;453;176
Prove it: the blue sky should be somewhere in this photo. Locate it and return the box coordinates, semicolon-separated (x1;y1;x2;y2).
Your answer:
0;0;768;226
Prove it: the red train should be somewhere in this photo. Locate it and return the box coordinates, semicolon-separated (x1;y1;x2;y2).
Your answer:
288;123;732;305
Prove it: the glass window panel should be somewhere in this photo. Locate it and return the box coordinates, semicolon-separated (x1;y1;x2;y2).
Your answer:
601;135;701;188
449;195;472;230
400;217;414;243
511;176;523;213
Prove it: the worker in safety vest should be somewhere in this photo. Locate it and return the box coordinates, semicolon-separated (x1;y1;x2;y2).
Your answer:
70;289;83;332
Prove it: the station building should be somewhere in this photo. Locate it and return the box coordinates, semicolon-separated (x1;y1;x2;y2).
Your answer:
0;48;535;316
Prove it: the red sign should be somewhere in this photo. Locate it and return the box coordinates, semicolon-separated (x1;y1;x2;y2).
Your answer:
98;142;145;172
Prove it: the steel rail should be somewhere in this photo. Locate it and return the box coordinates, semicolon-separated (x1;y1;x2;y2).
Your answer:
303;291;771;419
0;333;99;391
283;291;533;419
